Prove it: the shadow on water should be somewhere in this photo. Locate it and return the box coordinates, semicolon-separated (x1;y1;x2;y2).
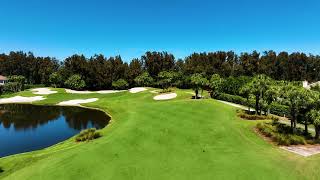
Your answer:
0;104;110;157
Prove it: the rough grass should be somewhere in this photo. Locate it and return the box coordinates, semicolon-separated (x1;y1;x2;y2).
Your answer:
0;88;320;179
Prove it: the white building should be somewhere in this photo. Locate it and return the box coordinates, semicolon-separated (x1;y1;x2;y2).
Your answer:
0;75;7;85
303;80;320;90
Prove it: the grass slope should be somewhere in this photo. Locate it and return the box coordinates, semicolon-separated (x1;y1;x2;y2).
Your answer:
0;88;319;179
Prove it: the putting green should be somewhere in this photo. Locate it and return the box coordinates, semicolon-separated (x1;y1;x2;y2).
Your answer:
0;88;319;180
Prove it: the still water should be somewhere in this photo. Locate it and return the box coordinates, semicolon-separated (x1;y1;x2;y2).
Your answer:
0;104;110;157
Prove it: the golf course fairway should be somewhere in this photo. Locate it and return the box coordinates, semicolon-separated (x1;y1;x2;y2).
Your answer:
0;88;319;180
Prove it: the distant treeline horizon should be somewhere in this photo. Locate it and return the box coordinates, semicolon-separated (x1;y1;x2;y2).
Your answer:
0;50;320;90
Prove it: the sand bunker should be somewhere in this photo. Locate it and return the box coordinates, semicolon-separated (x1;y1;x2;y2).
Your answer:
65;89;94;94
281;145;320;157
97;90;126;94
58;98;98;106
129;87;147;93
32;88;57;95
153;93;177;100
0;96;45;104
65;89;125;94
150;90;160;94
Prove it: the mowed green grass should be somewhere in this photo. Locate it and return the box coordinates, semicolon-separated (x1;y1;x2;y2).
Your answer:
0;88;319;179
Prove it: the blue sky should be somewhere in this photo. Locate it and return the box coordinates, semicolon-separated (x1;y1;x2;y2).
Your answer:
0;0;320;61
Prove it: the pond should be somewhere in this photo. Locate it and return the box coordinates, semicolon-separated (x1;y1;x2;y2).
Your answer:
0;104;110;157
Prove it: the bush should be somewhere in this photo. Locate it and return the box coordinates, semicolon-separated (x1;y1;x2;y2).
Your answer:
220;76;252;96
238;112;271;120
256;122;307;146
274;134;291;146
0;85;3;96
157;71;177;90
256;123;274;137
75;128;101;142
8;75;25;91
215;93;247;106
269;102;290;117
134;72;154;87
214;93;290;117
0;167;3;173
25;84;46;89
160;87;174;93
112;79;129;90
3;82;21;93
49;72;63;88
65;74;86;90
289;135;306;145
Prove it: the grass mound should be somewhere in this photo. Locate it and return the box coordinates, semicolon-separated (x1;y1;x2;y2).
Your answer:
75;128;101;142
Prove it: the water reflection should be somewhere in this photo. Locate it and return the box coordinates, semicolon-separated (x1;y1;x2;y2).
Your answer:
0;104;109;131
0;104;110;157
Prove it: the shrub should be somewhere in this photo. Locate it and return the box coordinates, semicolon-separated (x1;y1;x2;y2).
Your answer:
0;167;3;173
3;82;20;93
215;93;247;106
25;84;46;89
157;71;177;90
0;85;3;96
8;75;25;91
256;123;274;137
112;79;129;90
65;74;86;90
220;76;252;96
49;72;63;88
134;72;154;87
289;135;306;145
213;93;290;118
160;87;174;93
269;102;290;117
256;122;307;145
75;128;101;142
238;111;271;120
274;134;291;146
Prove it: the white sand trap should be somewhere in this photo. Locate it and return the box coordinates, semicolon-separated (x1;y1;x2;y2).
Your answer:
153;93;177;100
150;90;160;94
0;96;45;104
65;89;125;94
32;88;57;95
65;89;94;94
129;87;147;93
280;145;320;157
97;90;126;94
58;98;98;106
187;92;204;98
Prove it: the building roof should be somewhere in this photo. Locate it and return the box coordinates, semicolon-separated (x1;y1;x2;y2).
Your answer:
0;75;7;81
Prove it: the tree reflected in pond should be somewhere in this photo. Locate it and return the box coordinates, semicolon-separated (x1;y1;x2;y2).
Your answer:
0;104;110;157
0;104;110;131
62;106;109;130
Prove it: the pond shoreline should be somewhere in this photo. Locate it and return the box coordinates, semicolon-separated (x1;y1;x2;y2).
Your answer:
0;103;111;158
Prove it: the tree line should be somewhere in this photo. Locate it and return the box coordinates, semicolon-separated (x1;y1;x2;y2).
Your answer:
1;50;320;90
2;50;320;141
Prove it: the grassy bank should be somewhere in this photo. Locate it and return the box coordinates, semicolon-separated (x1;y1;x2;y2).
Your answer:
0;88;319;179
